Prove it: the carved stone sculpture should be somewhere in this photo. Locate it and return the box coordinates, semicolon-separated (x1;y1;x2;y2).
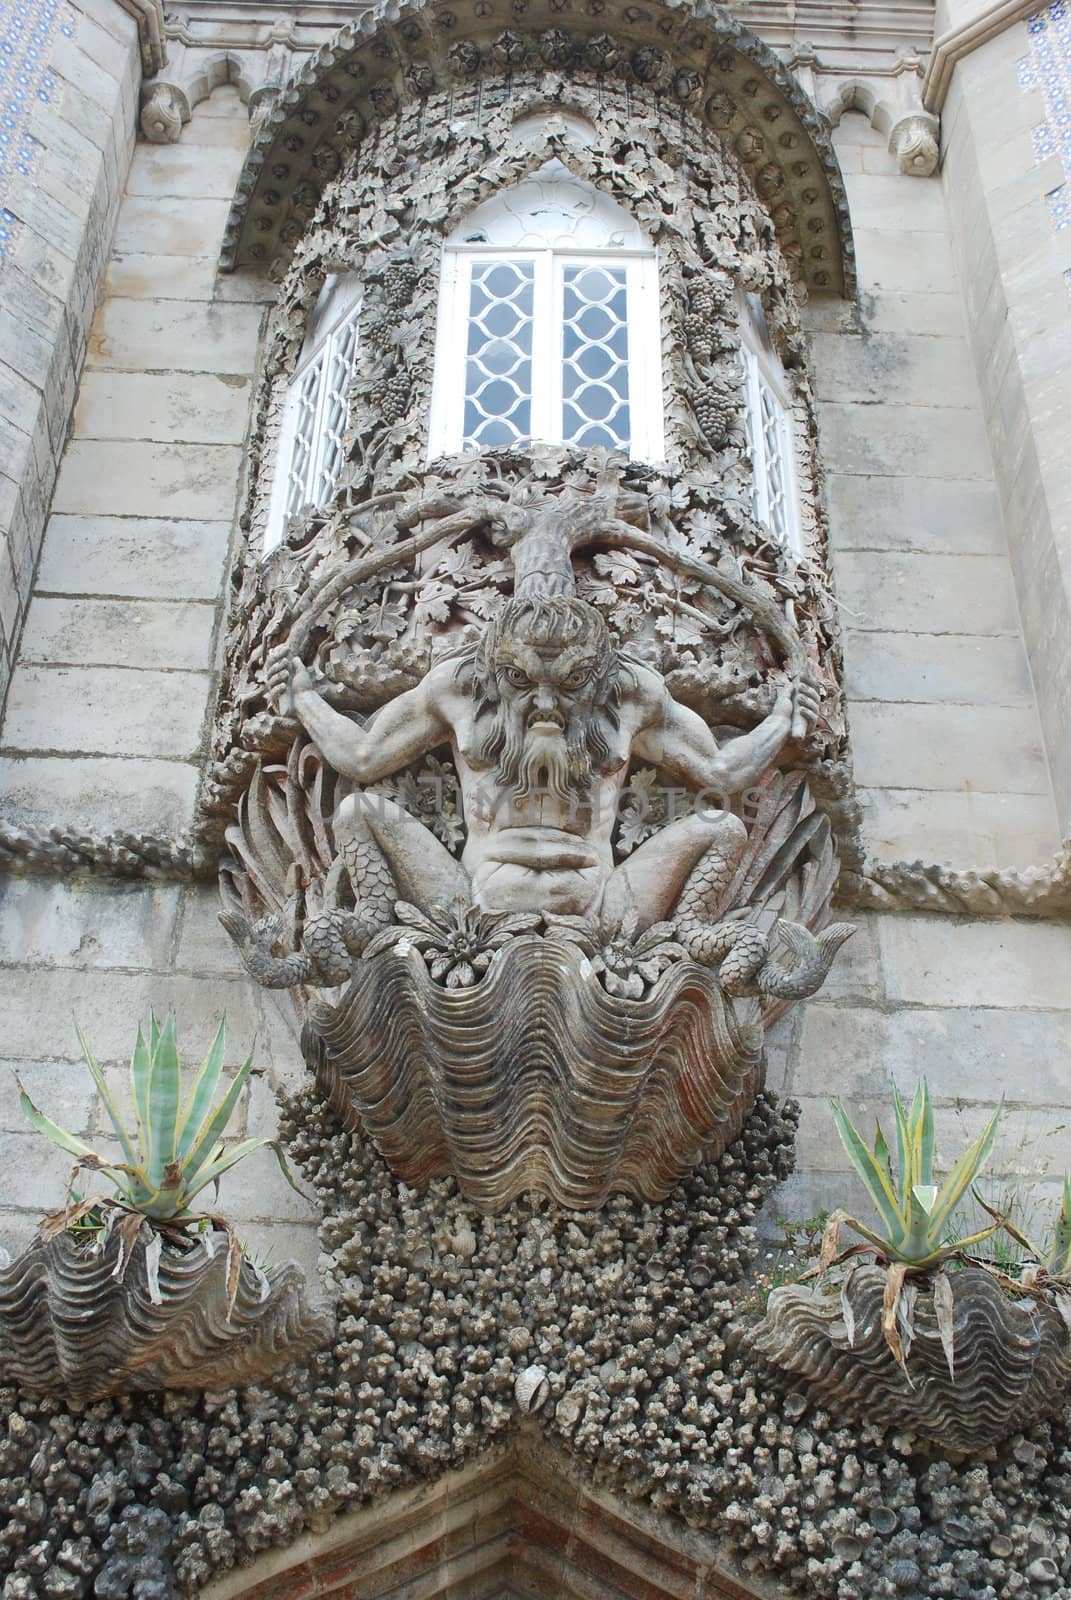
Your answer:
746;1265;1071;1454
221;485;851;1208
214;45;854;1212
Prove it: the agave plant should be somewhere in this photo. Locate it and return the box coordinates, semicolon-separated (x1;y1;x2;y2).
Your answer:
979;1174;1071;1291
18;1014;297;1304
818;1083;1002;1371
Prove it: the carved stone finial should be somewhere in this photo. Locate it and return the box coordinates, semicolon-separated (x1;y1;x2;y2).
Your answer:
889;112;940;176
139;81;189;144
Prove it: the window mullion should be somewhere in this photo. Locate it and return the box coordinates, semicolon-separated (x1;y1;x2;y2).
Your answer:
306;341;332;504
532;252;557;443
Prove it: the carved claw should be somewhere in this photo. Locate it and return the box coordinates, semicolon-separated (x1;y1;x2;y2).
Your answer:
755;920;855;1001
219;910;316;990
220;906;380;990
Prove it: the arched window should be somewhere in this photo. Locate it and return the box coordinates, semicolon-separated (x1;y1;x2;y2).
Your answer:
428;162;663;461
739;292;800;553
266;274;361;551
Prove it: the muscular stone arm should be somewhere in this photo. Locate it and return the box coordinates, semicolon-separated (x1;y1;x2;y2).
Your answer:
287;661;450;783
633;676;801;796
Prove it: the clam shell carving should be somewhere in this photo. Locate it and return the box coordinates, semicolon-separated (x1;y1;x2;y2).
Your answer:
747;1265;1071;1454
304;935;764;1212
0;1231;331;1404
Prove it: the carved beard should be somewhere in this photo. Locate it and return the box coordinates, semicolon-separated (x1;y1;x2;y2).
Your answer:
491;699;595;809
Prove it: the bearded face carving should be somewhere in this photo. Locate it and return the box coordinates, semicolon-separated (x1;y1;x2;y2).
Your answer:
469;597;625;808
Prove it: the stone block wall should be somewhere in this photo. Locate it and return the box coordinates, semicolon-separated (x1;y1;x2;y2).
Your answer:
803;108;1062;872
0;0;141;714
940;14;1071;823
0;82;273;837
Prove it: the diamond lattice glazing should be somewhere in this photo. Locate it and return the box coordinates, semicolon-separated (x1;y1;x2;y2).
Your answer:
561;264;630;450
462;261;535;448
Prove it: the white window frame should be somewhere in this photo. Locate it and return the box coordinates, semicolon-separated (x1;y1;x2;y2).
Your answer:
428;227;664;462
739;296;801;555
265;277;362;553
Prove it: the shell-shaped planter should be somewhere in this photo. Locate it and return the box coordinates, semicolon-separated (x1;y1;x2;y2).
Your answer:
305;935;765;1212
0;1229;331;1405
746;1265;1071;1454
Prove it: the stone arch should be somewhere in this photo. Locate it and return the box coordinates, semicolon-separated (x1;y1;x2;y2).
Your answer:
219;0;855;296
182;51;257;112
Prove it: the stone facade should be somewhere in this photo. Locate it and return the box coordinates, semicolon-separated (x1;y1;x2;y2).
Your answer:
0;0;1070;1595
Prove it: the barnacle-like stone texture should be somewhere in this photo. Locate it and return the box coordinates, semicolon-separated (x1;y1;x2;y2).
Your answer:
3;1097;1071;1599
747;1266;1071;1456
0;1231;330;1405
306;937;763;1210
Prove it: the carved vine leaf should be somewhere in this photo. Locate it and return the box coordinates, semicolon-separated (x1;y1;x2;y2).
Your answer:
369;754;465;855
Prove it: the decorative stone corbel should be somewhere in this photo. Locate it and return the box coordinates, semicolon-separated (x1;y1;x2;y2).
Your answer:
888;111;941;175
139;80;191;144
886;52;940;176
249;37;294;135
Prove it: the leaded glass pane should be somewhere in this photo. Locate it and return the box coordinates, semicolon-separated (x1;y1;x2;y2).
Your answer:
561;264;630;448
462;261;534;447
759;379;789;546
285;360;322;518
314;311;360;505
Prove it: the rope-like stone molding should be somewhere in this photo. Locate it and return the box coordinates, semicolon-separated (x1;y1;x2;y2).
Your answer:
0;819;217;881
0;813;1066;919
854;839;1071;919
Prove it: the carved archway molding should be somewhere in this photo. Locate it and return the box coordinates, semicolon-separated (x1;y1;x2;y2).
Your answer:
219;0;855;296
201;1431;776;1600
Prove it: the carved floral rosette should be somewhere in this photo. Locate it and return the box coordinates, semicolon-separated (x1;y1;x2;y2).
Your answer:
213;21;858;1209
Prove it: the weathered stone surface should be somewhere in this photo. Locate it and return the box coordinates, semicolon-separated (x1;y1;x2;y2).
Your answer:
3;664;209;757
73;371;251;445
17;596;217;670
0;754;199;833
838;551;1022;635
794;999;1071;1105
112;196;232;257
125;142;247;201
51;440;242;520
0;876;180;970
851;225;957;292
35;514;230;601
0;967;271;1063
0;1058;96;1133
859;785;1060;868
810;329;978;408
826;473;1007;555
849;701;1052;793
879;913;1071;1010
844;630;1035;705
86;296;263;373
103;251;275;302
817;400;995;479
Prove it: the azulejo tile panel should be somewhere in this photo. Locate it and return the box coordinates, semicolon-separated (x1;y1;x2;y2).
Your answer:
0;0;77;258
1021;3;1071;228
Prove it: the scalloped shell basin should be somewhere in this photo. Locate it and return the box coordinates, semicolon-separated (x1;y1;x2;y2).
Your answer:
307;935;765;1211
